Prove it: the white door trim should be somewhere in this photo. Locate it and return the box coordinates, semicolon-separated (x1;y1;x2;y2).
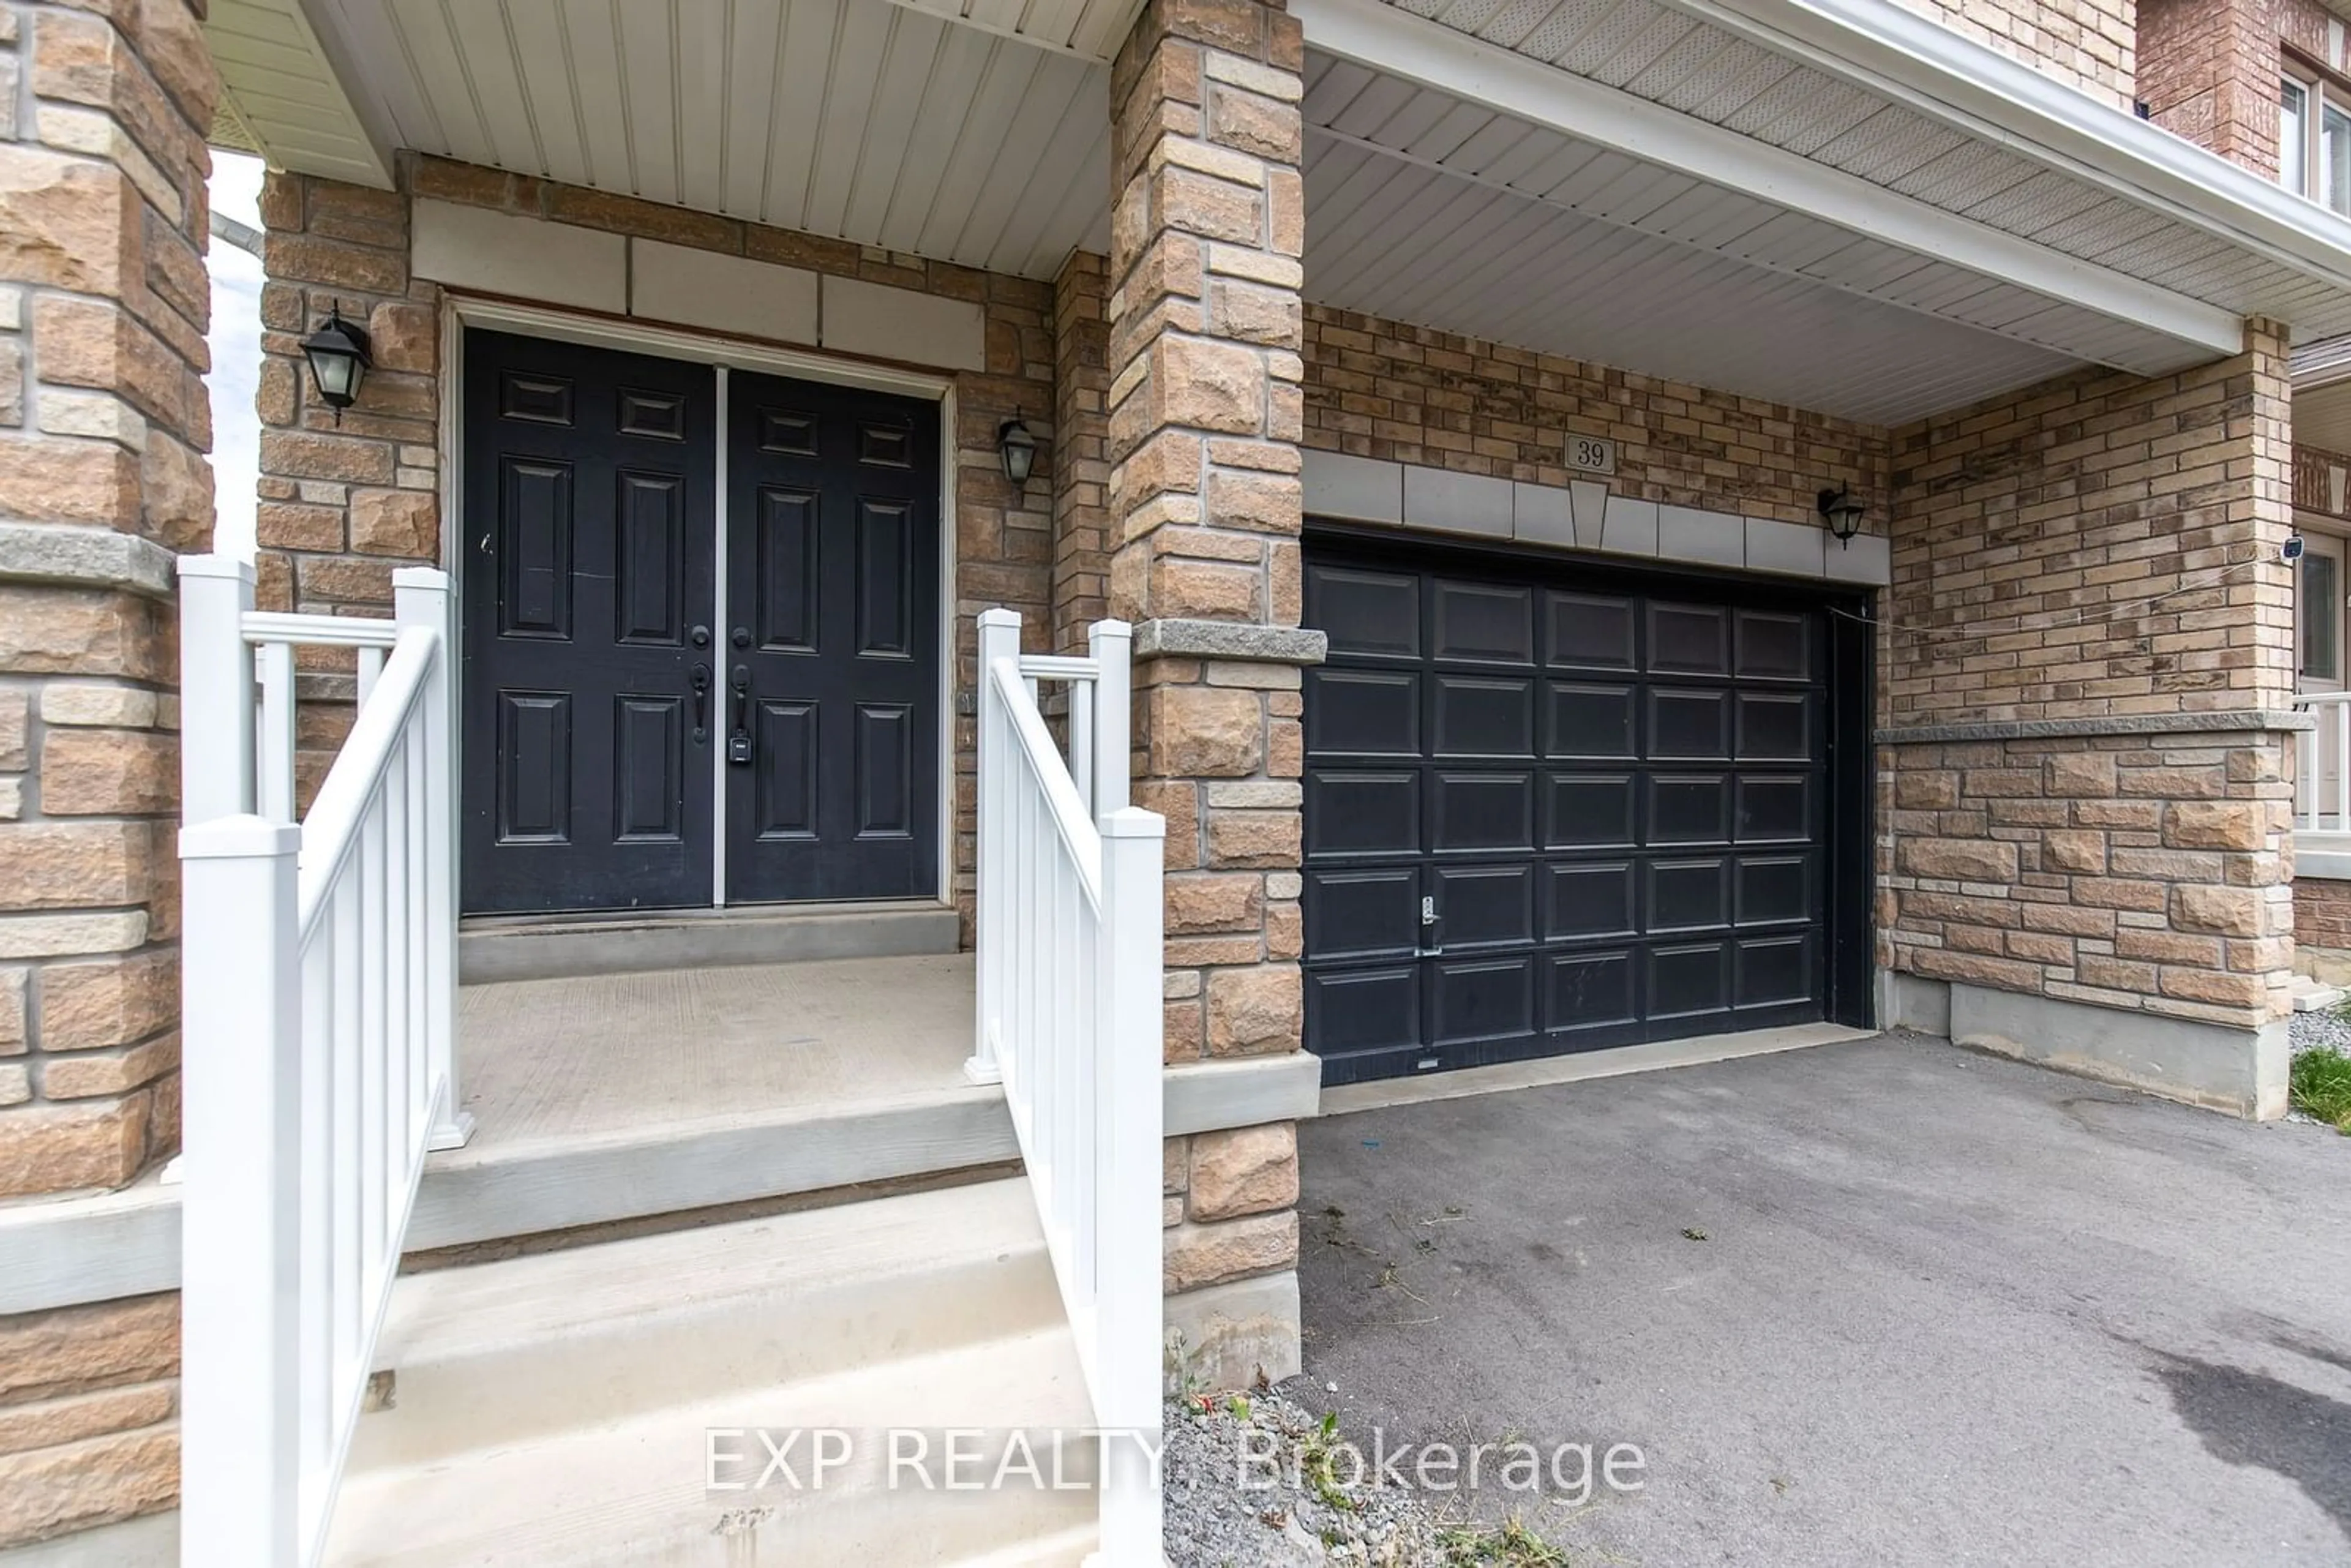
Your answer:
436;293;962;912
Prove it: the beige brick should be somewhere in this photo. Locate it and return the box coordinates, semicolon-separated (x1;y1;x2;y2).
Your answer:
1187;1122;1297;1221
1163;1209;1298;1292
0;822;151;909
0;1424;177;1546
0;691;24;770
38;684;157;729
1895;839;2017;881
1150;685;1263;778
0;1382;174;1459
1205;963;1300;1056
1204;809;1299;869
37;728;174;815
2163;801;2265;851
0;1094;150;1197
1164;872;1264;934
40;951;176;1053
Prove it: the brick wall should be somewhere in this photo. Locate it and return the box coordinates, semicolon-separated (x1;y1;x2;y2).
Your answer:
2296;874;2351;949
2139;0;2351;181
255;154;1060;918
1301;304;1889;526
1892;0;2135;108
1884;339;2295;724
1879;322;2300;1034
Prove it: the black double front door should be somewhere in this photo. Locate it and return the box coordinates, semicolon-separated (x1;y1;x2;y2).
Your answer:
461;331;939;915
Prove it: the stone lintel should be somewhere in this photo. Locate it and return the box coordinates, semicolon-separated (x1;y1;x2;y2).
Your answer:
1133;619;1327;665
1877;710;2313;745
0;525;178;599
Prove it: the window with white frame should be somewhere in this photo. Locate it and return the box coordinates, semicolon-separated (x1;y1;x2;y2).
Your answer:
2283;69;2351;216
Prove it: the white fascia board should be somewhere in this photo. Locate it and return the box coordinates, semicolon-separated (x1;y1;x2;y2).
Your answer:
1658;0;2351;301
1289;0;2243;361
2292;334;2351;391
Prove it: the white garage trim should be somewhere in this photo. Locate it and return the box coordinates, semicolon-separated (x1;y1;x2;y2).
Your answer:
1302;449;1893;586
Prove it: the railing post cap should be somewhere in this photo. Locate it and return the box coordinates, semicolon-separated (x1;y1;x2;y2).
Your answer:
1090;618;1132;637
978;607;1022;628
179;814;301;860
178;554;256;585
1099;806;1166;839
391;566;451;591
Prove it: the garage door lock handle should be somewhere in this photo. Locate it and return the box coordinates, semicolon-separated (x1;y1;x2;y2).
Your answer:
1417;895;1442;957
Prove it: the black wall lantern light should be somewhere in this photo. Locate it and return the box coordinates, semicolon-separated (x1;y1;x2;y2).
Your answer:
997;419;1037;486
301;306;372;423
1817;484;1866;546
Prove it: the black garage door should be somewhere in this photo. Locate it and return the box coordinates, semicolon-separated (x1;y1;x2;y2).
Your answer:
1302;532;1868;1086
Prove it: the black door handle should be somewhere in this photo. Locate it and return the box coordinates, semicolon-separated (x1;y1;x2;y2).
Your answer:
689;663;710;741
727;664;752;765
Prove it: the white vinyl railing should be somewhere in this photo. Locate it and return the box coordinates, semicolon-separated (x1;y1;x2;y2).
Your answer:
2297;691;2351;835
967;608;1165;1562
176;556;468;1568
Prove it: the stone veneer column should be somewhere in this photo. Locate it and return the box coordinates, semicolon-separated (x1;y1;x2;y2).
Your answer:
0;0;214;1196
1106;0;1318;1390
0;0;214;1549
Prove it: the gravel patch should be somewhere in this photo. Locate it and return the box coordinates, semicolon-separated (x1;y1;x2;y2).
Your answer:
1163;1389;1564;1567
2287;1008;2351;1130
2289;1005;2351;1058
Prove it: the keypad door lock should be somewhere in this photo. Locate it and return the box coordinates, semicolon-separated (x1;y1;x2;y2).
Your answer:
727;664;754;765
1417;895;1443;958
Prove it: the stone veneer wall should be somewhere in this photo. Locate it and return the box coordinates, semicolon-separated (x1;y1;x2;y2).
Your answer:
1300;304;1889;525
254;154;1059;921
0;0;216;1547
1879;323;2301;1052
1892;0;2135;108
1106;0;1318;1388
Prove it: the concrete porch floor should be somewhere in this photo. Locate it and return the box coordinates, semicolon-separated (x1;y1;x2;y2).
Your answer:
454;953;977;1147
1297;1032;2351;1567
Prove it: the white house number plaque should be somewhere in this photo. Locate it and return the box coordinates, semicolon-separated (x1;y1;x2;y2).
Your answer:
1566;435;1617;476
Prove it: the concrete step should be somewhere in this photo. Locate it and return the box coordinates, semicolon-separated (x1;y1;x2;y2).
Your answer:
358;1179;1060;1468
324;1326;1097;1567
407;1075;1016;1254
460;901;960;983
2291;975;2344;1013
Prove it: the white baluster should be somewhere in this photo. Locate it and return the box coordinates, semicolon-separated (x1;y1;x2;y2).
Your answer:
179;815;304;1568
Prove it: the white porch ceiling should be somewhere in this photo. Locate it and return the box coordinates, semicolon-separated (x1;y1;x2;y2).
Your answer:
1320;0;2351;334
1302;50;2084;422
280;0;1114;279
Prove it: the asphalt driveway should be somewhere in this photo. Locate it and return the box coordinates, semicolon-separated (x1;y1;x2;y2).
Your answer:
1296;1033;2351;1567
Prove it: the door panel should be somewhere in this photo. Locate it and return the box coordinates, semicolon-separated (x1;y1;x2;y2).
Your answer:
726;371;940;902
462;331;717;915
1303;535;1848;1086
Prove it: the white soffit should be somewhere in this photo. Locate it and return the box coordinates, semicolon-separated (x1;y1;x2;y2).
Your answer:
1301;53;2088;423
304;0;1113;281
208;0;396;188
1297;0;2351;342
1288;0;2351;416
